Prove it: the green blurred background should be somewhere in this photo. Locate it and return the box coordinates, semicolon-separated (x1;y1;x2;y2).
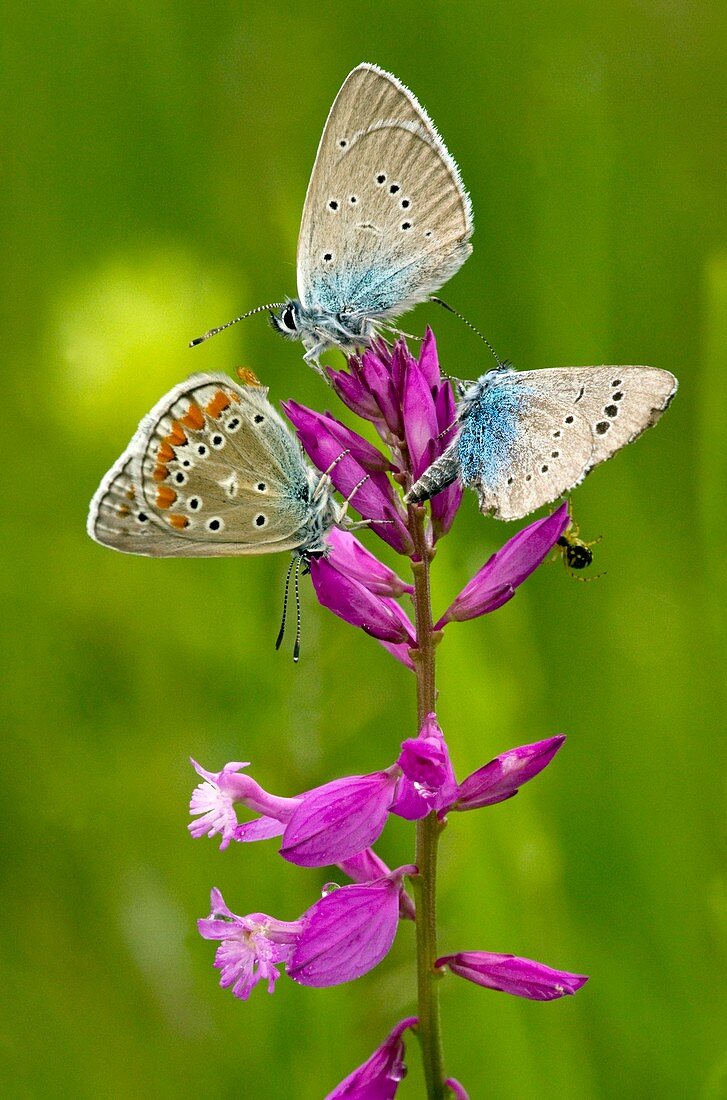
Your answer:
2;2;725;1096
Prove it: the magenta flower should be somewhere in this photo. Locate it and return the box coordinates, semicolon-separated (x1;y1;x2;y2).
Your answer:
189;759;299;849
289;865;416;987
284;400;412;555
283;401;394;473
454;736;566;811
330;338;405;438
435;504;571;627
328;330;463;546
310;556;417;645
325;528;414;598
402;342;440;480
430;376;463;539
325;1016;418;1099
338;849;417;922
280;769;401;867
197;888;301;1000
391;713;458;821
436;952;588;1002
374;600;418;671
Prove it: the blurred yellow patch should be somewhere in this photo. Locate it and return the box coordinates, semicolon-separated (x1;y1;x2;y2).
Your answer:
54;247;244;438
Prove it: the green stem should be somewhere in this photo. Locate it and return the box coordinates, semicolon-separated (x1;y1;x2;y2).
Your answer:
410;507;446;1100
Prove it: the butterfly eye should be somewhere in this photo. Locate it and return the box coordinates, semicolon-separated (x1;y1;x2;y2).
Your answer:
281;305;297;332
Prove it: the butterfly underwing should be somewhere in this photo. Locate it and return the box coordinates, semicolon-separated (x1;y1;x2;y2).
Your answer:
192;63;473;371
405;365;678;521
87;372;344;559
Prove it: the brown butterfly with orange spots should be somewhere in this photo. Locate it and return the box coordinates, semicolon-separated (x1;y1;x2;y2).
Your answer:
87;372;345;561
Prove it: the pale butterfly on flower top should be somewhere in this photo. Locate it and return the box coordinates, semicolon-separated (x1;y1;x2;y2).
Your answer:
87;371;351;657
190;63;473;372
405;363;678;521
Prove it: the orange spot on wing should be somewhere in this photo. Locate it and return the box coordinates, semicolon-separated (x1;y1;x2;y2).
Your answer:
125;486;136;500
182;402;205;430
153;464;168;481
206;390;232;418
157;441;175;463
236;367;261;387
168;513;189;529
117;504;130;516
156;485;177;509
165;421;187;446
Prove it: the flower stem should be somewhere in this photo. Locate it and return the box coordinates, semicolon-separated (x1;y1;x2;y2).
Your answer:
410;507;446;1100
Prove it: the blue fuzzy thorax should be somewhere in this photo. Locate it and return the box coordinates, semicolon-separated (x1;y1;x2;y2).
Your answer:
456;371;530;489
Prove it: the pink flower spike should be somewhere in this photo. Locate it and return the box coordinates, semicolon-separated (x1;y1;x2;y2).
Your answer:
391;714;458;821
280;769;401;867
325;1016;419;1099
288;865;416;988
326;528;414;598
310;557;417;645
197;888;302;1001
445;1079;470;1100
435;504;571;627
454;736;566;811
436;951;589;1002
188;759;300;850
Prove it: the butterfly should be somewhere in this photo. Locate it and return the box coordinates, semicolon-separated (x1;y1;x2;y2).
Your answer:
191;63;473;371
405;365;678;521
87;371;347;656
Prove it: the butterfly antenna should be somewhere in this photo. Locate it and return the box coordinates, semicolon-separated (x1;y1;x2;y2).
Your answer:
293;557;303;663
276;558;295;651
346;474;370;506
189;303;284;348
430;297;504;370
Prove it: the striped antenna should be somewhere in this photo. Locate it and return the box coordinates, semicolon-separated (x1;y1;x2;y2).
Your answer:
189;303;283;347
429;297;504;370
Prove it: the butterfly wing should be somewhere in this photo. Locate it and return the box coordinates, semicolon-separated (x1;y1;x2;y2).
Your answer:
88;374;318;556
460;366;677;521
296;63;472;320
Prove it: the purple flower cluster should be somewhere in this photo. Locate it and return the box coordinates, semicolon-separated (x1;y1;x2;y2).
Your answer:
284;331;571;668
192;334;587;1096
192;721;585;1087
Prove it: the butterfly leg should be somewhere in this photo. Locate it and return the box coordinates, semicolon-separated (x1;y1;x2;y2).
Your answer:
302;342;330;379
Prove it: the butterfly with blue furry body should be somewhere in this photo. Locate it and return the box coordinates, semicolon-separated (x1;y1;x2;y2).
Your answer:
192;64;473;372
405;365;677;521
